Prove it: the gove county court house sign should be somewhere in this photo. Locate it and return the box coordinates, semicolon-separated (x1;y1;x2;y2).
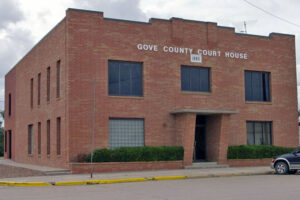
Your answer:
136;43;248;63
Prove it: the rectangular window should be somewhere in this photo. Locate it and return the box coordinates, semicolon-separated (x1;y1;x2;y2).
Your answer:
56;60;61;98
30;78;33;108
47;67;50;102
108;60;143;96
8;93;11;116
109;118;144;149
56;117;61;155
247;121;272;145
181;66;210;92
4;131;7;152
245;71;270;102
47;120;50;155
28;124;34;154
38;122;41;155
38;73;41;105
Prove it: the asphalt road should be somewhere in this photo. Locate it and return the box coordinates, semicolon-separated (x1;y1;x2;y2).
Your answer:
1;175;300;200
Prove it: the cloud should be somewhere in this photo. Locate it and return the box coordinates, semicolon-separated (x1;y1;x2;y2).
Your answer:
72;0;147;21
0;0;24;29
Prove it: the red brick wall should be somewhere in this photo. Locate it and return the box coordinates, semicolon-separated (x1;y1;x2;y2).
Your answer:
65;9;297;165
70;161;183;174
5;9;298;169
5;19;68;168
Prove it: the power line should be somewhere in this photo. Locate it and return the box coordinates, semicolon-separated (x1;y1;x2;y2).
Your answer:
243;0;300;28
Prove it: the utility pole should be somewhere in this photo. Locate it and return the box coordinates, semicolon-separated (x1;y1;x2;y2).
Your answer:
90;80;96;178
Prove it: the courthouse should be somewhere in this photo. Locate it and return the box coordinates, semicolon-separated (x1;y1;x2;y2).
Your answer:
4;8;298;170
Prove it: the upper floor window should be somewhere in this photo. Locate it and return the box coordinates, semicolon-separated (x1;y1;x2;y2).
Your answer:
8;93;11;116
47;67;50;102
30;78;33;108
245;71;270;102
38;73;41;105
181;66;210;92
56;60;61;98
108;60;143;97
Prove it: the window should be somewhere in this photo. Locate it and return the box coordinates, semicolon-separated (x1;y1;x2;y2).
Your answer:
47;67;50;102
108;60;143;96
38;122;41;155
109;118;144;149
56;60;61;98
30;78;33;108
247;121;272;145
47;120;50;155
4;131;7;152
56;117;61;155
245;71;270;102
38;73;41;105
181;66;210;92
28;124;34;154
8;93;11;116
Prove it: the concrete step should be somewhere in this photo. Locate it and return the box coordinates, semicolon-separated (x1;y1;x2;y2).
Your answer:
43;170;72;176
184;162;229;169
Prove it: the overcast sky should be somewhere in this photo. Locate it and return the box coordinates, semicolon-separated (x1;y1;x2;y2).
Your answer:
1;0;300;110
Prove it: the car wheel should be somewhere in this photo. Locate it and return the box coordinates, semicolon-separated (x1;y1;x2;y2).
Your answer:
275;161;289;174
288;170;297;174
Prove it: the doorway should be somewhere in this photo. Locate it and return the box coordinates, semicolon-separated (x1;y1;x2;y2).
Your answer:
8;130;12;159
193;115;206;161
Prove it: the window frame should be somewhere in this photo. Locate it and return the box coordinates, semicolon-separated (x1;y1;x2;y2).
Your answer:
109;118;145;149
47;67;50;102
47;120;50;155
244;70;271;102
28;124;34;155
181;65;211;93
246;121;272;145
108;60;143;97
56;60;61;98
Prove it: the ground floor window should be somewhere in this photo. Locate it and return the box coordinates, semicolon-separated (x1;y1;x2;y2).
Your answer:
109;118;144;149
247;121;272;145
28;124;34;154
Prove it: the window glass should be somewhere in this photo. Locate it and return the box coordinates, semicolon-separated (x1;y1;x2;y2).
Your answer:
108;61;143;96
245;71;270;102
109;119;144;149
181;66;210;92
246;121;272;145
246;123;254;145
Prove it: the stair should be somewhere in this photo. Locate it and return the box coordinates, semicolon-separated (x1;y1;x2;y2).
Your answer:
184;162;229;169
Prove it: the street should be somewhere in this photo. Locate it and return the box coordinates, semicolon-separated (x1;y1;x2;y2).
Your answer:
0;174;300;200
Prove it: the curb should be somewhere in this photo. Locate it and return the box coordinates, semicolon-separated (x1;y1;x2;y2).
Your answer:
0;172;273;187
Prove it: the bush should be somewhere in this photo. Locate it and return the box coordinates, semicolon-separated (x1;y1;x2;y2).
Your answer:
227;145;296;159
86;146;184;162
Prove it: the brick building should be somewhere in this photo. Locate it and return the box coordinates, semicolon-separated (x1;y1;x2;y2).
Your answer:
4;8;298;170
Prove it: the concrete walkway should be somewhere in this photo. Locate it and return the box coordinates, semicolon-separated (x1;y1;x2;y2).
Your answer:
0;166;273;183
0;158;69;172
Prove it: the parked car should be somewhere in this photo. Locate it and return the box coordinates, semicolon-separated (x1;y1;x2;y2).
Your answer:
271;147;300;174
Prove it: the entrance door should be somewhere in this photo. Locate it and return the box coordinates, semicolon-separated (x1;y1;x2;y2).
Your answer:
194;115;206;161
8;130;12;159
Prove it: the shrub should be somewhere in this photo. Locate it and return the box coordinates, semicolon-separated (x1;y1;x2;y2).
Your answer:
86;146;184;162
227;145;296;159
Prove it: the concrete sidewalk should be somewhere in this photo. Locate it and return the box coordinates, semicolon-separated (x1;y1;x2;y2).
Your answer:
0;166;274;186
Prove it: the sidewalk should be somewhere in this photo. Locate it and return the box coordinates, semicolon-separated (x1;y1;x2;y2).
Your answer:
0;166;274;186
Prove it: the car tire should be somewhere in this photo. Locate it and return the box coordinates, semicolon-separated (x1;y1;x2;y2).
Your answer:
288;170;297;174
275;161;289;174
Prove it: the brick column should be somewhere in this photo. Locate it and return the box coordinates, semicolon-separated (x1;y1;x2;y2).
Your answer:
175;113;196;166
217;114;230;164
